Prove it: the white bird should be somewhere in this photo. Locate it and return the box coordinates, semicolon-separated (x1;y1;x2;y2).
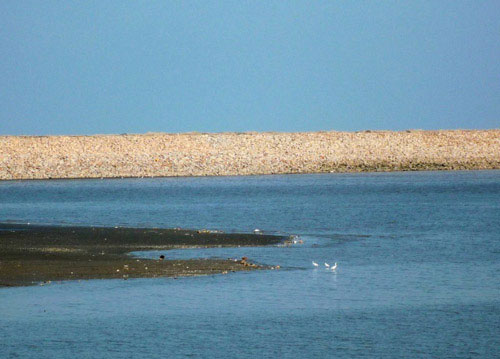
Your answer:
324;262;330;268
312;261;319;267
330;262;338;271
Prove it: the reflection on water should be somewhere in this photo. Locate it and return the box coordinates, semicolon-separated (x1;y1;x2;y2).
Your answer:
1;171;499;358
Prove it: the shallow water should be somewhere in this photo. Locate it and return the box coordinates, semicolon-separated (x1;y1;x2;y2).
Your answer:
1;171;499;358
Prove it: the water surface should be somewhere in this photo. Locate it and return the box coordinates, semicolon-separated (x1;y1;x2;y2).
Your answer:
1;171;499;358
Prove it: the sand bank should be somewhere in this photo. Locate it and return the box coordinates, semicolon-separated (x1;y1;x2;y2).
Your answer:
0;223;285;287
1;130;499;180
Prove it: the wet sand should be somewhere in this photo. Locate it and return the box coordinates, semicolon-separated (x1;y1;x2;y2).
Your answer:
1;130;499;180
0;223;285;287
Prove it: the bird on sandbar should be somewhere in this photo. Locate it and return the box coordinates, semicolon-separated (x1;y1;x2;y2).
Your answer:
312;261;319;267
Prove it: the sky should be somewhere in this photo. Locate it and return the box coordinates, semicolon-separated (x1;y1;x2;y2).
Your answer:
1;1;499;135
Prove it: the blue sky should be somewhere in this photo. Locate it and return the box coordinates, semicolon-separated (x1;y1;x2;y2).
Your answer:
1;1;499;135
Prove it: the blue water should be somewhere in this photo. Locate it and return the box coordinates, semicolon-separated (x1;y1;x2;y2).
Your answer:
1;171;499;358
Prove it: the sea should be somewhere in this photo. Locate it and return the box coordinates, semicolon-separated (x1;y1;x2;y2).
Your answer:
0;171;499;358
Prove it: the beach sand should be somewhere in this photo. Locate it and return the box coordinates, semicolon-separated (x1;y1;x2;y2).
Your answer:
0;223;285;287
1;130;499;180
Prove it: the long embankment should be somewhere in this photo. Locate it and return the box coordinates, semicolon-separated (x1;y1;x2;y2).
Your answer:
1;130;499;180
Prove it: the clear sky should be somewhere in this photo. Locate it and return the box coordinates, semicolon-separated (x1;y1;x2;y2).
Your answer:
1;1;499;135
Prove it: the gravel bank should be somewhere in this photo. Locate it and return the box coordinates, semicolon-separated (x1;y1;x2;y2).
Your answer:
1;130;499;180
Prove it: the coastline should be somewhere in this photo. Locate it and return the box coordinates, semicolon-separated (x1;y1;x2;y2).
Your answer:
0;223;285;287
1;130;499;180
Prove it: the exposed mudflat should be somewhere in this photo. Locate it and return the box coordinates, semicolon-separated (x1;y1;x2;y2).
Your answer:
0;223;285;287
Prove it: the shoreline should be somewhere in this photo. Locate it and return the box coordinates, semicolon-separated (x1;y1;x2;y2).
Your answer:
1;130;499;180
0;223;286;287
2;168;500;184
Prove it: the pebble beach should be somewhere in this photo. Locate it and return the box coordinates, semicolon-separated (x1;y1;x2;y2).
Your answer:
1;130;499;180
